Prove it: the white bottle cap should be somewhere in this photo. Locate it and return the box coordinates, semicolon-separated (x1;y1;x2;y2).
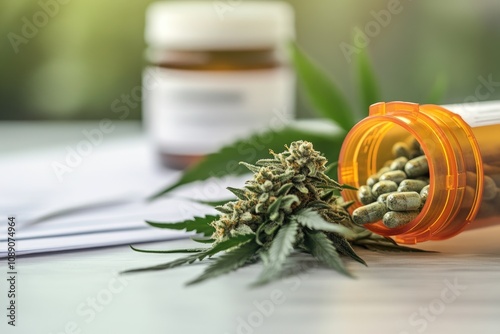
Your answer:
145;1;295;50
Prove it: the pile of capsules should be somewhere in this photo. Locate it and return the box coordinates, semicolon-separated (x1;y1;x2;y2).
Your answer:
352;139;430;229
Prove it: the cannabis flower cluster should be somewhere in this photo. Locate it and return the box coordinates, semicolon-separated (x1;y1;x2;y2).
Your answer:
211;141;352;243
126;141;425;286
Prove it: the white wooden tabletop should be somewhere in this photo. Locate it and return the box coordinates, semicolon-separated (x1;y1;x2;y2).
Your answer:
1;122;500;334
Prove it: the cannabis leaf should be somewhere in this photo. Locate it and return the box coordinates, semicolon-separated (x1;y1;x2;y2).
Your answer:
146;215;216;237
354;238;432;253
327;232;367;266
426;73;448;104
356;49;381;115
254;221;299;284
303;230;351;277
293;208;354;237
290;43;356;131
187;240;260;285
125;233;255;274
122;252;204;274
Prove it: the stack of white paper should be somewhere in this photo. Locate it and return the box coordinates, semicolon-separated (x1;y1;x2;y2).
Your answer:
0;135;235;258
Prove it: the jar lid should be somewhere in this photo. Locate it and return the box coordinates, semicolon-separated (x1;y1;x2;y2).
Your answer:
145;1;295;50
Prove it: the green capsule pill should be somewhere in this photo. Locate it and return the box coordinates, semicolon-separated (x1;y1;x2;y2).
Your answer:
409;138;421;151
398;179;428;192
376;166;391;177
358;185;376;205
390;157;409;171
386;191;421;211
367;167;391;187
483;175;498;201
377;191;396;204
409;150;422;159
379;170;407;184
372;180;398;198
352;202;388;226
366;175;379;187
383;211;420;228
404;155;429;178
392;142;410;158
420;185;430;203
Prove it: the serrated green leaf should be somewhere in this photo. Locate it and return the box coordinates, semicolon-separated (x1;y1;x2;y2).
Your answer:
303;231;352;277
227;187;247;200
293;208;355;238
130;246;207;254
341;184;358;191
148;125;345;200
354;239;433;253
214;205;233;214
425;73;448;104
240;162;261;173
255;221;299;284
123;234;256;274
320;190;335;202
252;254;318;287
327;233;366;266
191;237;216;244
186;240;261;285
146;215;217;237
325;162;338;174
192;199;234;207
121;252;203;274
319;173;343;188
290;42;356;132
268;221;299;265
206;234;256;257
356;49;381;116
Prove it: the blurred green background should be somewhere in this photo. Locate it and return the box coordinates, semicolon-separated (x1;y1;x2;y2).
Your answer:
1;0;500;120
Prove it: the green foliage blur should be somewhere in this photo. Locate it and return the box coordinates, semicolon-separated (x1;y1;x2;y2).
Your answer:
2;0;500;120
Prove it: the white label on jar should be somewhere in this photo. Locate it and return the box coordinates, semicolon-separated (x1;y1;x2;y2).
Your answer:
143;66;295;155
443;101;500;127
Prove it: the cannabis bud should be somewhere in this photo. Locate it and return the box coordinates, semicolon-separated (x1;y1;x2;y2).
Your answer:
125;141;425;286
211;140;352;244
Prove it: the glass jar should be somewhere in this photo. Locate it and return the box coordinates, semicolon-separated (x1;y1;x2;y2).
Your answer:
143;1;295;169
338;101;500;244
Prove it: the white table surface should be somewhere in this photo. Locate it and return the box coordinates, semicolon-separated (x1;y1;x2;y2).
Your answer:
1;122;500;334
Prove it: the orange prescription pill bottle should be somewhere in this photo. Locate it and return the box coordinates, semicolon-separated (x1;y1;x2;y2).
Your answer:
338;101;500;244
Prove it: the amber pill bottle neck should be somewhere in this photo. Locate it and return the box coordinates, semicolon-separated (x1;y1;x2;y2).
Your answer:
338;101;487;244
